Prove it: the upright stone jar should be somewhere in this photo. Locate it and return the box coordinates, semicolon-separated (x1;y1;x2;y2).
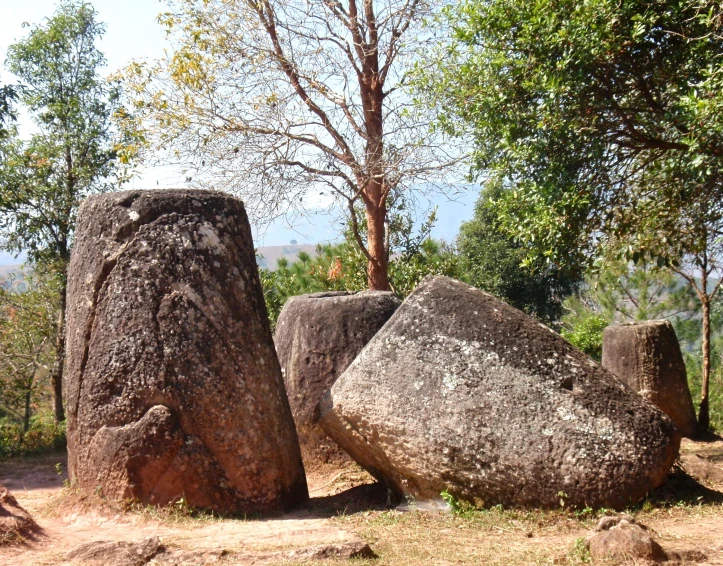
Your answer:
275;291;400;465
65;190;308;512
602;320;698;438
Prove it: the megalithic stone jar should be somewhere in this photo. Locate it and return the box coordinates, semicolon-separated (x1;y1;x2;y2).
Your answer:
65;190;308;512
318;276;681;510
274;291;400;466
602;320;698;438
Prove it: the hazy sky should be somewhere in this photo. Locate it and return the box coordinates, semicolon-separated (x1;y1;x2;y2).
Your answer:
0;0;478;265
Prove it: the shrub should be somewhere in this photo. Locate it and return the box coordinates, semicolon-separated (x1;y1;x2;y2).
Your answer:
0;412;66;459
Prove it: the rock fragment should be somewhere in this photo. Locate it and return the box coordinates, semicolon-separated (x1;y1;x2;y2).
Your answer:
0;484;40;545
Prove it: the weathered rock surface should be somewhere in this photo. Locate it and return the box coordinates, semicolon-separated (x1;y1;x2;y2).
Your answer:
65;190;307;512
318;276;681;509
65;536;374;565
0;484;40;545
275;291;400;464
602;320;698;438
66;537;165;566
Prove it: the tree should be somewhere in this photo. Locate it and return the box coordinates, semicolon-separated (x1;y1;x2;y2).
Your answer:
0;85;16;138
0;270;59;433
421;0;723;431
124;0;461;291
0;1;138;422
457;183;581;324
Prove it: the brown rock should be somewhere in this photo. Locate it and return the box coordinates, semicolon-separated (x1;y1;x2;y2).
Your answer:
284;537;376;560
319;276;681;509
602;320;697;438
274;291;400;465
66;537;164;565
587;517;666;563
65;190;307;513
0;484;40;545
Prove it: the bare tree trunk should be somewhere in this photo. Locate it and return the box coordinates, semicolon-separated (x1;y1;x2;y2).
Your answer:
23;387;32;432
50;278;67;423
366;201;390;291
699;294;711;433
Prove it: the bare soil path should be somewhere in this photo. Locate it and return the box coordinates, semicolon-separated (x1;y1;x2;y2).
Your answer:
1;439;723;565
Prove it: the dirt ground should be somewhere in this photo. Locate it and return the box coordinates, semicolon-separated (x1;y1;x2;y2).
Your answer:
1;438;722;565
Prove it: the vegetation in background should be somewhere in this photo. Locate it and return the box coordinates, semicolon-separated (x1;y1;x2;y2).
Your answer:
0;1;139;422
0;270;66;458
457;183;581;325
261;208;460;329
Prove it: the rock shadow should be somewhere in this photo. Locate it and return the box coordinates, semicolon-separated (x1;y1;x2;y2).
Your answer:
306;481;400;518
645;464;723;507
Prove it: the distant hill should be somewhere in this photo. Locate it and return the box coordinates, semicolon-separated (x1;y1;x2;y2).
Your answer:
0;245;317;287
256;244;318;270
0;264;27;291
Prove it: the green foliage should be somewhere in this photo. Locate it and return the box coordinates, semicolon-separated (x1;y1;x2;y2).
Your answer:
1;0;138;264
0;270;60;432
0;412;66;459
420;0;723;271
568;538;592;565
457;183;581;324
0;85;16;139
261;238;459;329
560;303;608;361
683;352;723;432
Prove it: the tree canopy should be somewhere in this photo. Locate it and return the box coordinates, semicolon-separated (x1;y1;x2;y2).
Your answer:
457;183;581;324
420;0;723;431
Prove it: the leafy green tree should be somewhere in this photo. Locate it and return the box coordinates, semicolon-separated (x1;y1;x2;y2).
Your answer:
421;0;723;432
0;1;138;422
0;270;59;433
0;85;16;138
457;183;581;324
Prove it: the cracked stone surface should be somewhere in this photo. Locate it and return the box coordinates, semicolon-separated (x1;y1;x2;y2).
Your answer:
602;320;698;438
274;291;400;466
65;189;308;513
318;276;681;509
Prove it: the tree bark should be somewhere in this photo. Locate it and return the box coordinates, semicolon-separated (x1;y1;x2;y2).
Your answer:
366;201;390;291
23;386;31;432
699;294;711;433
50;277;67;422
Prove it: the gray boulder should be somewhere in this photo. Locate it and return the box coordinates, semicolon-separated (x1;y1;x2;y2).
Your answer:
602;320;697;438
65;190;307;513
275;291;400;465
318;276;680;509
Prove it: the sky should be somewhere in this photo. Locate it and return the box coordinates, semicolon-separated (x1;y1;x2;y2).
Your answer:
0;0;479;265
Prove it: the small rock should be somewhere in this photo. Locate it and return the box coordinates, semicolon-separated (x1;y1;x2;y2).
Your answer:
286;538;375;560
66;537;164;565
0;484;40;545
587;519;666;563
